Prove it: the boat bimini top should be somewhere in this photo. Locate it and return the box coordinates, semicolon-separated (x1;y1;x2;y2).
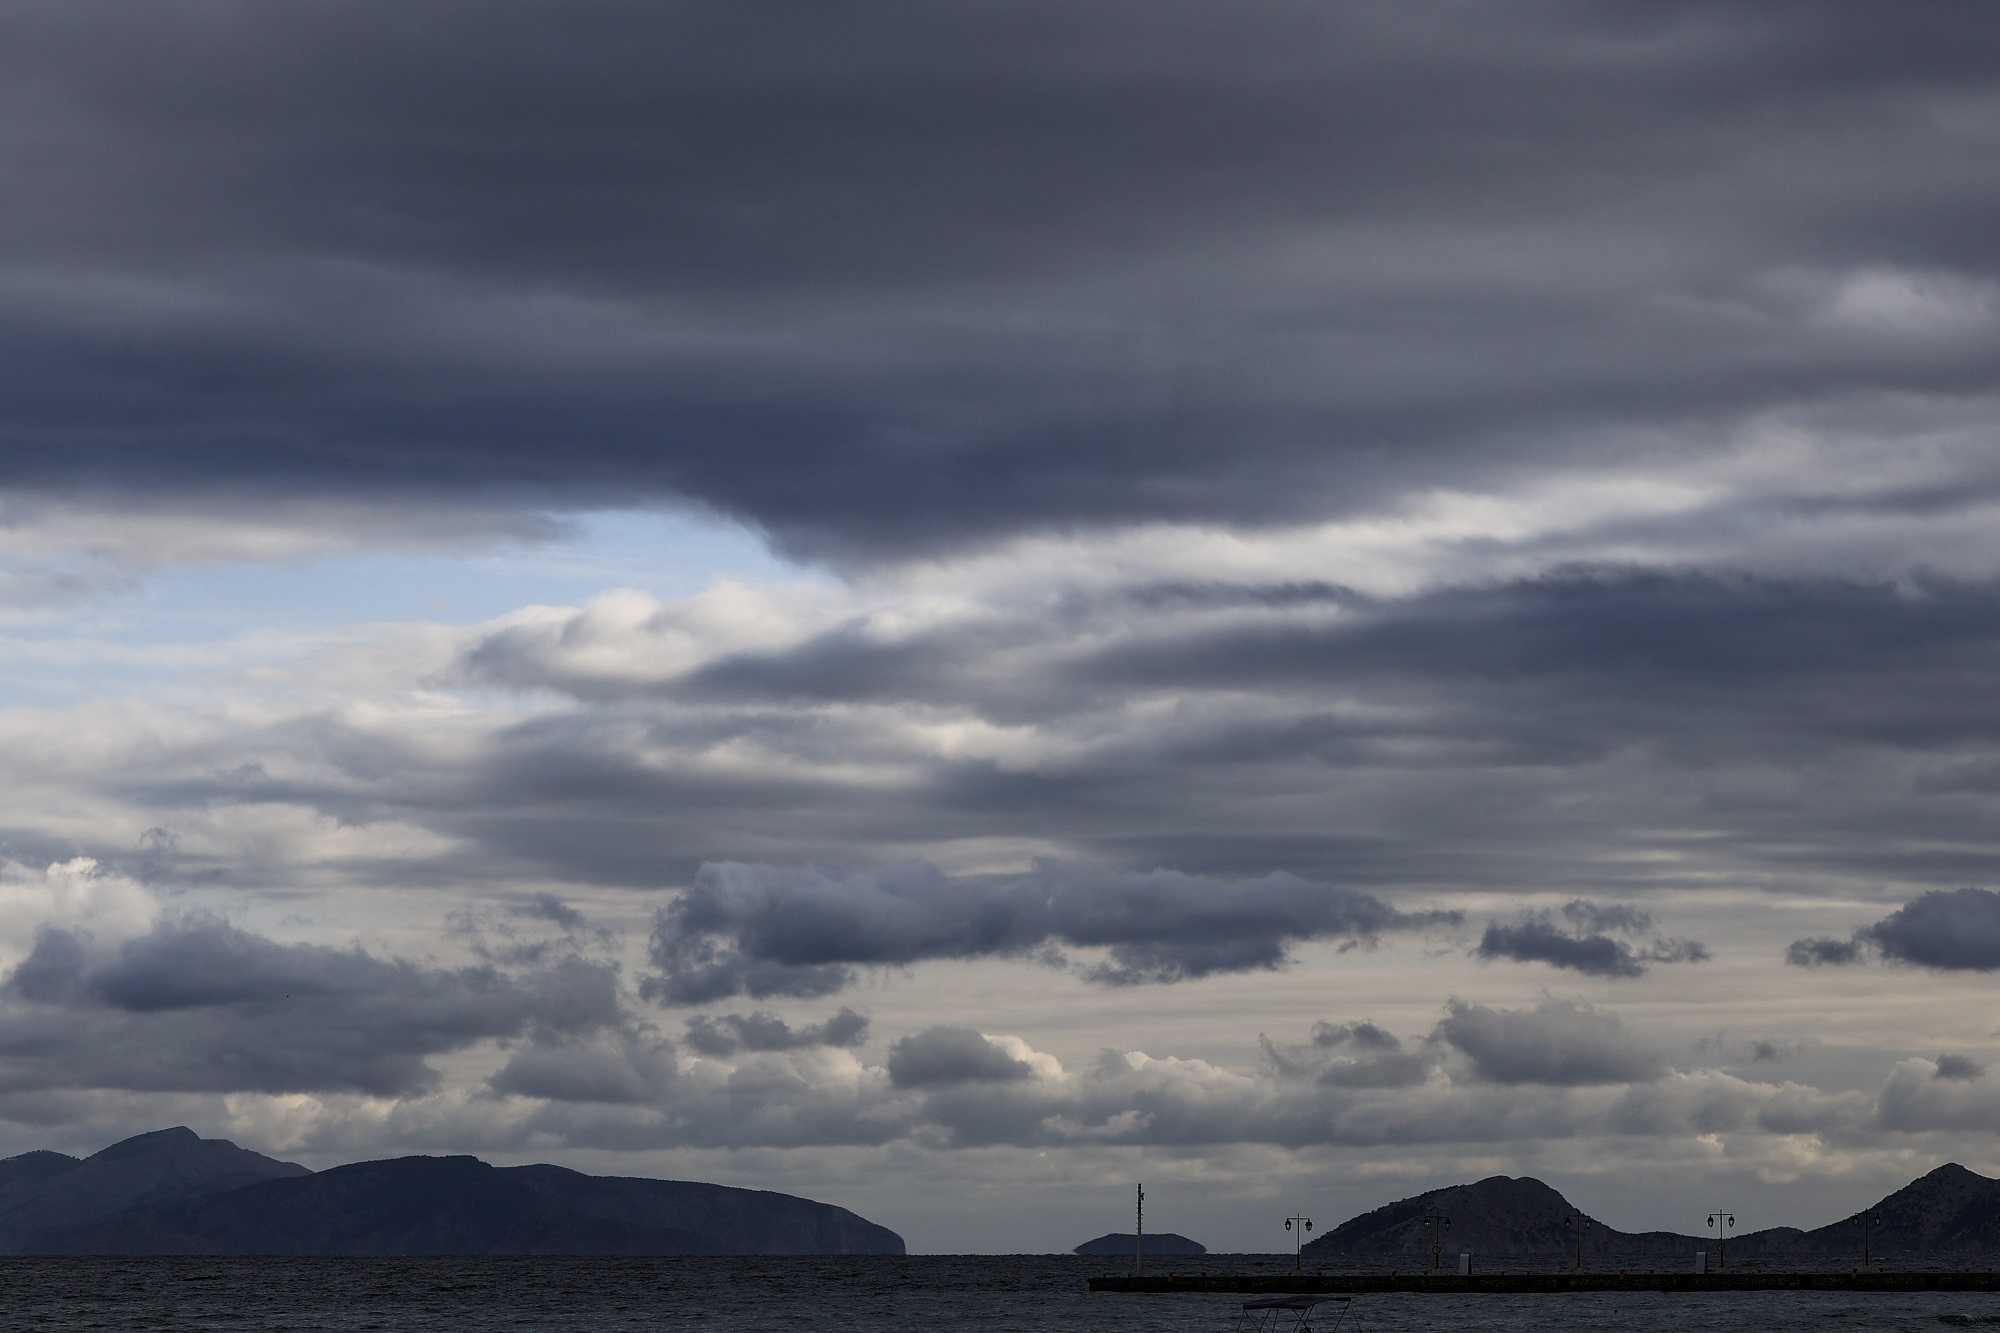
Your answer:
1235;1294;1352;1333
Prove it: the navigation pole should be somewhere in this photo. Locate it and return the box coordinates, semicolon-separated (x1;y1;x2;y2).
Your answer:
1135;1183;1144;1275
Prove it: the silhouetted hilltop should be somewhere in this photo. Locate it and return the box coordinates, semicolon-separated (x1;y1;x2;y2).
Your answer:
0;1129;902;1256
0;1127;306;1252
1074;1232;1205;1256
1731;1163;2000;1258
1305;1164;2000;1262
1302;1174;1699;1260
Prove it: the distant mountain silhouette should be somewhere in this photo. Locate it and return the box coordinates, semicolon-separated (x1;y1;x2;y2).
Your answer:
0;1126;306;1252
0;1129;902;1256
1074;1232;1205;1256
1304;1164;2000;1262
1302;1174;1700;1260
1732;1163;2000;1258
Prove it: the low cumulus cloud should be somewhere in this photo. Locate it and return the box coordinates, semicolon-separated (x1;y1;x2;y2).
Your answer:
462;1003;1883;1154
0;912;623;1098
1877;1056;2000;1134
1935;1054;1985;1081
487;1030;681;1105
1474;900;1709;979
887;1027;1038;1089
642;860;1458;1004
1433;997;1665;1086
683;1008;869;1057
1787;888;2000;971
1260;998;1667;1091
1259;1020;1433;1089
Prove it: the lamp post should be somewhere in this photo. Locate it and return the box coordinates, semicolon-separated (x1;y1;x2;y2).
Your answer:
1853;1209;1882;1267
1422;1213;1451;1274
1285;1215;1313;1274
1135;1184;1144;1275
1564;1210;1592;1273
1706;1210;1735;1272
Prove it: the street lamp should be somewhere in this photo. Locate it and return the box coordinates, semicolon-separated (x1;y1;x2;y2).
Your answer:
1706;1210;1735;1272
1422;1213;1451;1274
1852;1209;1883;1268
1564;1210;1592;1273
1285;1215;1313;1274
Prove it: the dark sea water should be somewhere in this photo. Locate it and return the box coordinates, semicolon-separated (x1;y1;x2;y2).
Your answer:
3;1255;1999;1331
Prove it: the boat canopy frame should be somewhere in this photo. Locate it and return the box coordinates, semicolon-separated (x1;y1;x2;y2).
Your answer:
1234;1294;1351;1333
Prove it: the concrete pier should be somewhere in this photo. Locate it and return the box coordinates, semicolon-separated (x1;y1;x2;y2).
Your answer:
1090;1271;2000;1294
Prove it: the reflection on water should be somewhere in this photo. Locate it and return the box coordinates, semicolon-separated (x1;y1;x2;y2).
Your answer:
0;1254;1994;1331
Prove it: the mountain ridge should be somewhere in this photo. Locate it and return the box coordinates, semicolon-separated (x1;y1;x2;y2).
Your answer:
0;1128;902;1256
1304;1164;2000;1260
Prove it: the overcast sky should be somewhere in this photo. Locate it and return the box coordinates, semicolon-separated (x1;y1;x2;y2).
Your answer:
1;0;1999;1253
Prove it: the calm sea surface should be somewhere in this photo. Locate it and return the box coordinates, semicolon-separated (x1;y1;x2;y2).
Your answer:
2;1255;1999;1331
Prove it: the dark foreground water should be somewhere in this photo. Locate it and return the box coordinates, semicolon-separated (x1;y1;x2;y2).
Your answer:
3;1255;2000;1332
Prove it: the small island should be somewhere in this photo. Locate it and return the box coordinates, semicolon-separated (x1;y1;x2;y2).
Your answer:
1075;1231;1206;1256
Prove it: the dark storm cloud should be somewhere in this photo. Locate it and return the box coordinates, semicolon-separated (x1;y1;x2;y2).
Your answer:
1434;997;1665;1085
1867;888;2000;970
1934;1053;1984;1081
639;861;1457;1004
1313;1021;1402;1053
1474;900;1709;978
1786;888;2000;971
887;1027;1035;1088
1561;901;1652;935
1072;571;2000;711
682;1008;869;1057
2;2;1998;557
1476;918;1646;977
1785;936;1866;967
0;914;622;1096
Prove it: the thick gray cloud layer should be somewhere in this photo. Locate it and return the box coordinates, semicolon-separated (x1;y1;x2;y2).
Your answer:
1;914;622;1097
361;569;2000;901
0;2;1997;560
3;1;2000;1218
641;861;1455;1004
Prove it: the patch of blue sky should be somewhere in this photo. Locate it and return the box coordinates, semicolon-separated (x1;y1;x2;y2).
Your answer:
0;507;808;707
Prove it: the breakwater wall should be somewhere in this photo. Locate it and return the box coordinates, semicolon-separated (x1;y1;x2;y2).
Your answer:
1091;1271;2000;1294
